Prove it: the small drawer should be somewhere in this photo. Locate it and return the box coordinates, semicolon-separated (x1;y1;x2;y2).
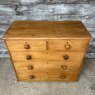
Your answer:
48;61;81;70
17;72;48;81
17;71;78;81
47;52;84;62
49;39;88;51
11;51;47;61
14;62;48;72
48;61;81;68
6;40;46;51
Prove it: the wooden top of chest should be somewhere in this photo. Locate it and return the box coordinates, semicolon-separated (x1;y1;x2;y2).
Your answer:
3;20;91;40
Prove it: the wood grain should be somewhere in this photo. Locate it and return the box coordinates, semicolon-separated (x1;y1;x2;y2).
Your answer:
48;39;89;51
3;20;91;39
14;61;80;72
17;71;78;82
3;20;91;81
6;40;46;51
10;51;84;62
6;39;89;51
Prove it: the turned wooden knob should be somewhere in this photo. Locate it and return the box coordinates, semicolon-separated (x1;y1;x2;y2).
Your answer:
60;75;65;79
26;55;32;60
65;43;71;50
24;43;30;49
61;65;67;70
63;55;69;60
28;65;33;70
30;75;35;79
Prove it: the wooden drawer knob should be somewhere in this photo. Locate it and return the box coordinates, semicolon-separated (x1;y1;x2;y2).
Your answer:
24;43;30;49
26;55;32;60
30;75;35;79
60;75;65;79
28;65;33;70
63;55;69;60
61;65;67;70
65;43;71;50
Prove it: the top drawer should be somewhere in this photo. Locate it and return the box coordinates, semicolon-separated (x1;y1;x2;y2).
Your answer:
49;39;89;51
6;39;89;52
6;40;46;51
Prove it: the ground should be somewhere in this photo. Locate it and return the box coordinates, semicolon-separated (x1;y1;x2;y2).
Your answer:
0;59;95;95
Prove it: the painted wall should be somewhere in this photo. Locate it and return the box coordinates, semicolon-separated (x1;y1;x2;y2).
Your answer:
0;0;95;58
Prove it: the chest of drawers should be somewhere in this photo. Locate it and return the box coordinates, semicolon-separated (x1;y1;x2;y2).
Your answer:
3;20;91;82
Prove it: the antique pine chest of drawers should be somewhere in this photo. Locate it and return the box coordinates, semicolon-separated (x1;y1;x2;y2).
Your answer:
3;20;91;82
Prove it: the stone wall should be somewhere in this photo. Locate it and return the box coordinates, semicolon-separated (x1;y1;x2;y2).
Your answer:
0;0;95;58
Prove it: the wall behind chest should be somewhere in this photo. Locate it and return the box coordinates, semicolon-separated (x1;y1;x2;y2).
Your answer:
0;0;95;58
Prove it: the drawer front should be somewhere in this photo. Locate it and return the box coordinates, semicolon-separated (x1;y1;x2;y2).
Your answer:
11;51;84;62
48;61;81;67
6;39;88;52
49;39;88;51
6;40;46;51
11;51;47;61
47;52;84;62
14;61;80;73
14;61;81;67
17;71;78;81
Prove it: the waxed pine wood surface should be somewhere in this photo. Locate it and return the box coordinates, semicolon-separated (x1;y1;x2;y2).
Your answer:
6;40;46;51
3;20;91;39
3;20;91;82
14;61;82;68
6;39;89;51
17;71;78;82
10;51;84;62
13;61;80;73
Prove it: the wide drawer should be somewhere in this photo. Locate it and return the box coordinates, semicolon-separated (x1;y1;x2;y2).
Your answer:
17;71;78;81
11;51;84;62
14;61;80;73
14;61;81;67
6;40;46;51
49;39;88;51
